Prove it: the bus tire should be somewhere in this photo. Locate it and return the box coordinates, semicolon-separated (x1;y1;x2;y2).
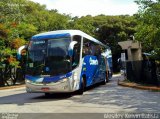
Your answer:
77;77;85;95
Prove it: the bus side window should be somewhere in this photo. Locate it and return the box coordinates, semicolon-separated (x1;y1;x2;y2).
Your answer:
72;35;81;68
82;38;93;57
90;43;96;55
95;45;101;56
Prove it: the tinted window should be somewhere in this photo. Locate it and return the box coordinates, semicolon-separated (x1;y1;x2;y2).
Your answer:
72;35;81;68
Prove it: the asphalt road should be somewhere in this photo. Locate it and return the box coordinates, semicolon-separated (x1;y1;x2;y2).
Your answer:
0;74;159;119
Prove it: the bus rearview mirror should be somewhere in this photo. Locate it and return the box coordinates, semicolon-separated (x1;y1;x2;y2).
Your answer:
17;45;27;60
68;41;78;57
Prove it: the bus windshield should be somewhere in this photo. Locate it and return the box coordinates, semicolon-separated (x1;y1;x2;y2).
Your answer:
27;37;71;76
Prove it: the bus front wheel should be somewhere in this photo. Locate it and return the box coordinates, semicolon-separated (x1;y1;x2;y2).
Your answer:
77;77;85;95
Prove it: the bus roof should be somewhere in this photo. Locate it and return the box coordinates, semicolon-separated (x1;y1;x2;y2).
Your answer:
31;30;106;47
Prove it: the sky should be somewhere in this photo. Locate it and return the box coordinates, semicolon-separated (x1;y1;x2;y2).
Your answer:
30;0;139;17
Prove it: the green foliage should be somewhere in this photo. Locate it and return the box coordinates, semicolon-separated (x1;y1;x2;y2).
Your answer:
11;38;26;49
135;0;160;59
47;11;69;30
93;15;137;54
0;48;19;67
69;15;95;36
17;23;37;39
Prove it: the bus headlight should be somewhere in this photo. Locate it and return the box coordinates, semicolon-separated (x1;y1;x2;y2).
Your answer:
61;78;68;82
25;79;34;83
73;72;78;80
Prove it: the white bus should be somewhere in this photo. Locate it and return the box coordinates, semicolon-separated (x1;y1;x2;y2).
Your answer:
18;30;111;96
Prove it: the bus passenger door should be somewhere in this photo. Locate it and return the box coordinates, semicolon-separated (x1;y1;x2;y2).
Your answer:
82;40;100;86
82;55;99;86
99;56;107;81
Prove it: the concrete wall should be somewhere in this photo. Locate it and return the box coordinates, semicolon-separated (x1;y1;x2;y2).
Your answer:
118;40;142;61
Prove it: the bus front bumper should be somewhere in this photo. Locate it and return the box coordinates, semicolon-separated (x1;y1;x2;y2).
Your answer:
25;79;73;93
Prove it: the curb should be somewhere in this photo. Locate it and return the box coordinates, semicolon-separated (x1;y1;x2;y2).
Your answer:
0;84;25;90
118;80;160;91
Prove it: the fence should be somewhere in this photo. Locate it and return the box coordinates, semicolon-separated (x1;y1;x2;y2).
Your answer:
126;60;160;86
0;64;25;87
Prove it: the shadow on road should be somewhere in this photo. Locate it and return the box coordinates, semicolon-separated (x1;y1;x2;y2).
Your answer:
0;92;75;105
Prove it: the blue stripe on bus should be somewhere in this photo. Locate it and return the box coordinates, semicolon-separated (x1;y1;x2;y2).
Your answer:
80;55;101;86
43;72;72;82
25;75;40;81
25;72;72;82
31;33;70;40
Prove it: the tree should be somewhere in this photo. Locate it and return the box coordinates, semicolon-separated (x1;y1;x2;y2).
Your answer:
10;38;26;49
68;15;95;36
135;0;160;59
93;15;137;55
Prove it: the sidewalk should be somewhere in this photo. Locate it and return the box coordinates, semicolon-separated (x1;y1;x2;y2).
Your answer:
0;84;25;90
118;80;160;91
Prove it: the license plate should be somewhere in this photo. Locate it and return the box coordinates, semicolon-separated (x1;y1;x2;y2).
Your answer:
41;87;50;92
